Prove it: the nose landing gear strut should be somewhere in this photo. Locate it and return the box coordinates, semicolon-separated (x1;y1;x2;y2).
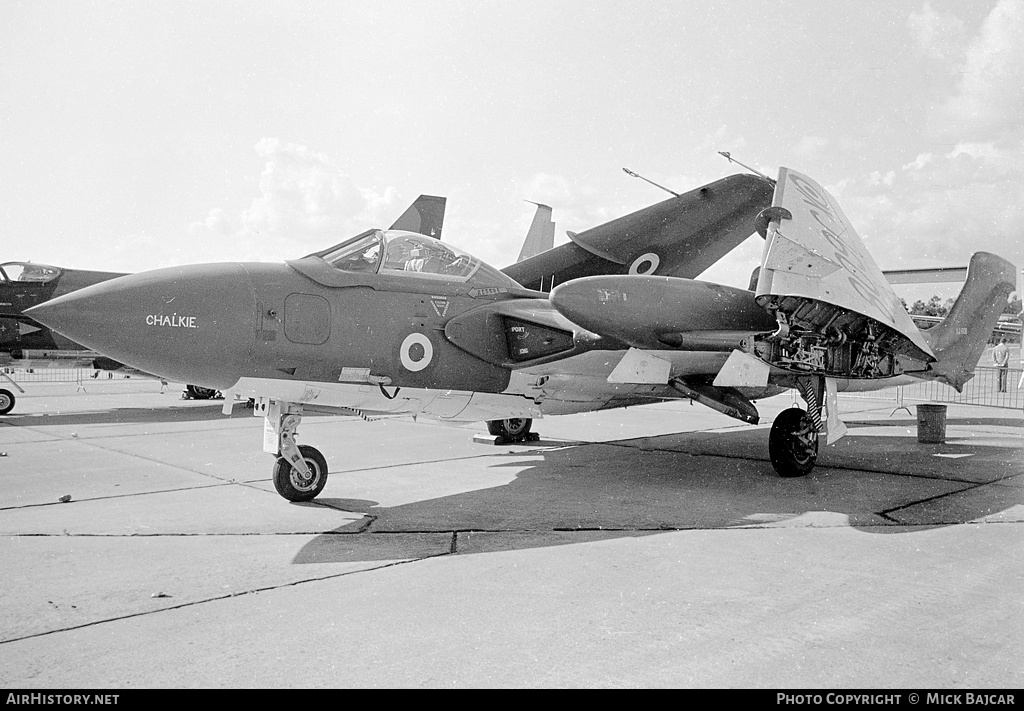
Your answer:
257;400;329;502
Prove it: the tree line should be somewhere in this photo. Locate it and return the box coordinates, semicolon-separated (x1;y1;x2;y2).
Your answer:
900;294;1022;318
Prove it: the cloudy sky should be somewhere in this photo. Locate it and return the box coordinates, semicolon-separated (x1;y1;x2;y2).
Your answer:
2;0;1021;300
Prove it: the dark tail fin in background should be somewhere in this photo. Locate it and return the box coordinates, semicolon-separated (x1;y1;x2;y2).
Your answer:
920;252;1016;391
517;201;555;263
389;195;447;239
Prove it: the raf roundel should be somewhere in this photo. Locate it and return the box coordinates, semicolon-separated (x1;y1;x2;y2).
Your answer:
628;252;660;275
400;332;434;372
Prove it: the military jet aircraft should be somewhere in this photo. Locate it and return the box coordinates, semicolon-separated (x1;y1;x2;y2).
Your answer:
26;168;1015;503
0;195;446;415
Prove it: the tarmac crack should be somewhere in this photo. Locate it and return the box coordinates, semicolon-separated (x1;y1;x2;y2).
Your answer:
4;515;1020;646
0;552;454;647
6;424;259;488
878;476;1022;521
0;482;234;512
6;515;1020;540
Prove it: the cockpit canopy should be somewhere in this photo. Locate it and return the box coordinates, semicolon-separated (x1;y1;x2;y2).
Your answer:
0;262;61;283
309;230;519;288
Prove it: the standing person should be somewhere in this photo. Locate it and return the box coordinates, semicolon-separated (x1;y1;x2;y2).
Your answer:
992;337;1010;392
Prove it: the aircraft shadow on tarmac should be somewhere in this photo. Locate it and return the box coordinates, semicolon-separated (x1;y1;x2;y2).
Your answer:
292;424;1023;565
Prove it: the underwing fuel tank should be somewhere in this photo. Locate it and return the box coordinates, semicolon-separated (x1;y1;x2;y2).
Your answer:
549;275;776;351
25;264;260;389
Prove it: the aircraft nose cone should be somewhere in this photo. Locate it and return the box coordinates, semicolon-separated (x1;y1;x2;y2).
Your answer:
27;263;257;388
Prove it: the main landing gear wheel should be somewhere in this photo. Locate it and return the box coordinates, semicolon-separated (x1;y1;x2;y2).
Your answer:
769;407;819;477
487;417;533;441
272;444;328;502
184;384;220;400
0;389;14;416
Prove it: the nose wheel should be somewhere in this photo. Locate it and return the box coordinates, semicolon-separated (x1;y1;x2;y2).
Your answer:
272;444;328;502
769;407;819;477
260;401;329;502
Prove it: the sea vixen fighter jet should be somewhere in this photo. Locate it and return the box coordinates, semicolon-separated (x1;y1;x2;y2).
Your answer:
0;195;446;415
26;168;1015;501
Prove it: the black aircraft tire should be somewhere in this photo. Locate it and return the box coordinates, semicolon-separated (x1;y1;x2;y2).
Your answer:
186;384;219;400
272;444;329;502
0;389;14;416
486;418;533;441
769;407;819;477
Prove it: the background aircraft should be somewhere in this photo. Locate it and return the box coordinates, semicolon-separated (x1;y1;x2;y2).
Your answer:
516;201;555;263
26;168;1015;503
0;196;446;415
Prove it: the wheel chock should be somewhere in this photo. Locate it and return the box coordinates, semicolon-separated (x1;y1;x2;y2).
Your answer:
472;431;541;446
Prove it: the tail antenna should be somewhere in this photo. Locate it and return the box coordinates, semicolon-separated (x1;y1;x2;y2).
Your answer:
718;151;771;180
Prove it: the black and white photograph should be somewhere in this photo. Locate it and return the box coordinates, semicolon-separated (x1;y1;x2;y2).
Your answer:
0;0;1021;690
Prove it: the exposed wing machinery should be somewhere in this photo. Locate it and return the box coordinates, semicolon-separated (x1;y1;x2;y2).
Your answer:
752;168;935;381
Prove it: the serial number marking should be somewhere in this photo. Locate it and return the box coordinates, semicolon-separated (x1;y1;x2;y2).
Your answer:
786;171;902;321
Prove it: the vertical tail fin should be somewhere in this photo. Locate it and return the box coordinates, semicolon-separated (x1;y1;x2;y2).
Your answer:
389;195;447;239
921;252;1016;391
517;201;555;263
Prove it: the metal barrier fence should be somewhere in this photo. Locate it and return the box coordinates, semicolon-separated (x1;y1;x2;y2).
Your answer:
848;366;1023;411
1;367;141;383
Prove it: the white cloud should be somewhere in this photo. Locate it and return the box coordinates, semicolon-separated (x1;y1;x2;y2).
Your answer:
841;141;1024;271
189;138;406;263
936;0;1024;138
830;0;1024;278
868;170;896;187
239;138;394;240
700;125;748;158
901;153;934;171
795;135;829;159
523;172;581;206
195;207;233;235
907;2;966;61
946;141;998;161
